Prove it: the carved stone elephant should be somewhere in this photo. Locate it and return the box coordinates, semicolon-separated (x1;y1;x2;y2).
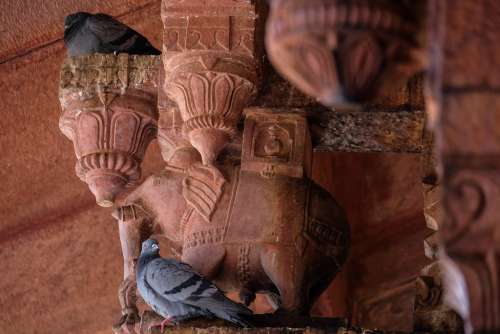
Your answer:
112;109;350;329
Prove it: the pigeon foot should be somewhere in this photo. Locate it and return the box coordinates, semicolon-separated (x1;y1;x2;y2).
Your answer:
148;317;174;333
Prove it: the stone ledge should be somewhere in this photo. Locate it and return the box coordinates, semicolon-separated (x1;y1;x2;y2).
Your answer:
114;311;439;334
245;107;427;154
311;110;426;154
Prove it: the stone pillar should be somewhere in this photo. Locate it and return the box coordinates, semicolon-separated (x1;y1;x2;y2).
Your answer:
426;0;500;332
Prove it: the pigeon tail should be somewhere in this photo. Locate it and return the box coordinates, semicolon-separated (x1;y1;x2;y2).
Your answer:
191;293;253;327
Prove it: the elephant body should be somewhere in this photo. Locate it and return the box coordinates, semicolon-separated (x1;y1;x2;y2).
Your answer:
118;159;349;315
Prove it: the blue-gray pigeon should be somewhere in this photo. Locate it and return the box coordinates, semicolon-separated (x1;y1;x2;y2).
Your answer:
64;12;161;56
137;239;252;330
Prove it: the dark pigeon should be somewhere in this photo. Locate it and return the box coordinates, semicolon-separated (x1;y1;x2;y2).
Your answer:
63;12;161;56
137;239;252;329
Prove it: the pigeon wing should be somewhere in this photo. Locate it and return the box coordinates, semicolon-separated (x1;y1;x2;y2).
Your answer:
85;14;137;50
145;259;219;303
144;258;252;327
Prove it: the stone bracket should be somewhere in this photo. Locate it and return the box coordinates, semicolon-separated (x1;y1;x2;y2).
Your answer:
162;0;261;166
266;0;425;106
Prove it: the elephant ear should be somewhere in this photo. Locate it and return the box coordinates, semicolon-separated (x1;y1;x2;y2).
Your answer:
182;163;225;222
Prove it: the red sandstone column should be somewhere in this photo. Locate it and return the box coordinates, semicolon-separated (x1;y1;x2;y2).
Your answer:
427;1;500;332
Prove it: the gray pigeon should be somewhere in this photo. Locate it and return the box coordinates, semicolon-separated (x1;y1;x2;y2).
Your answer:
136;239;252;329
64;12;161;56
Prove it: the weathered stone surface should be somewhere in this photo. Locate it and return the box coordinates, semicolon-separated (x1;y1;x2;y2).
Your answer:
311;110;425;154
247;107;427;154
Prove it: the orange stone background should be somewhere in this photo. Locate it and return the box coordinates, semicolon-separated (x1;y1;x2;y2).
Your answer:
0;1;427;333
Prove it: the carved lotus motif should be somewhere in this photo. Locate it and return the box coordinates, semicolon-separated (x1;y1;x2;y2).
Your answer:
167;71;255;165
59;54;159;207
266;0;423;106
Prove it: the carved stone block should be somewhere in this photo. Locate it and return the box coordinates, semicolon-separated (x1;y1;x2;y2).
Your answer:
59;54;159;207
241;108;311;178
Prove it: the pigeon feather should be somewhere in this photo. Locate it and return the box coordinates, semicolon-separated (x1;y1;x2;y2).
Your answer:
64;12;160;56
137;239;252;327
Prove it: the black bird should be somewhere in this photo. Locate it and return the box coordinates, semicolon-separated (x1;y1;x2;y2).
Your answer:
64;12;161;56
137;239;252;330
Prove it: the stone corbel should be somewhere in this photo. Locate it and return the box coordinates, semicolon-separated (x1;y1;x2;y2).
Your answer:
266;0;425;106
59;54;159;207
162;0;260;166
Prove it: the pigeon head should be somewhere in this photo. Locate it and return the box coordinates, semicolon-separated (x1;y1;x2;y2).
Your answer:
141;239;160;254
64;12;90;30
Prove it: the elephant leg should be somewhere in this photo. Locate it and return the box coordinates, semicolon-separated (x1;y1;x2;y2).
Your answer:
112;207;154;333
260;245;309;315
306;262;337;313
